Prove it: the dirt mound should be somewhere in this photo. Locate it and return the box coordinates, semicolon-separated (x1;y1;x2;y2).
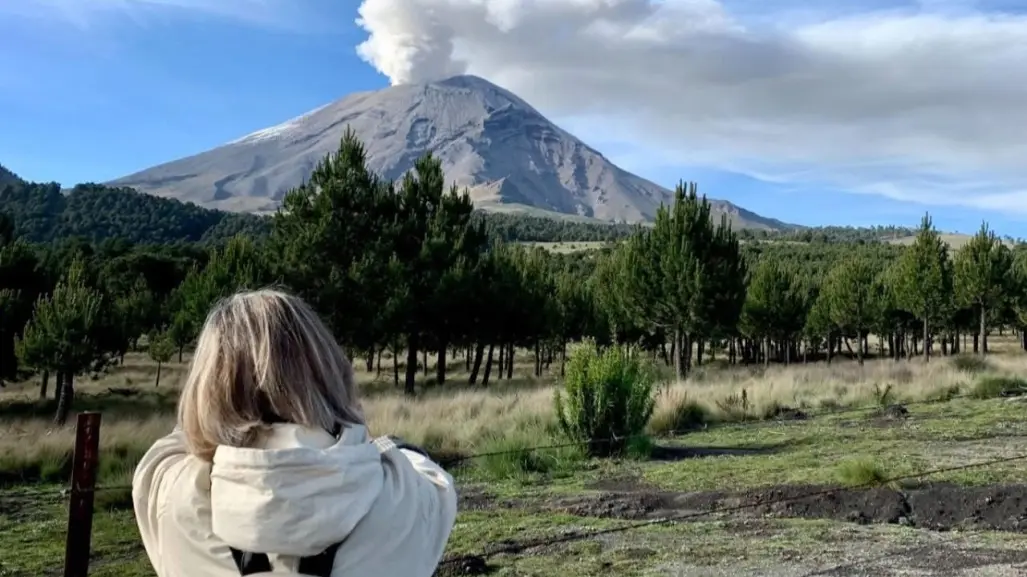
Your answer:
905;484;1027;531
457;487;522;512
736;484;912;525
549;491;680;520
538;483;1027;533
433;555;489;577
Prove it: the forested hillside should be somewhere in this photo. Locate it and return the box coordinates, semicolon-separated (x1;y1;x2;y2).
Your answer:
0;174;640;245
3;136;1027;425
0;180;269;245
0;168;963;247
739;225;918;244
0;164;20;188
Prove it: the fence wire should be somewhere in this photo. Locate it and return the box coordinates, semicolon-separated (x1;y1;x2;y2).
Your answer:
1;389;993;499
6;391;1025;576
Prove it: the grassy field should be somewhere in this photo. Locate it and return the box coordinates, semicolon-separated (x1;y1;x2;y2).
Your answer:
887;233;1017;250
4;339;1027;576
526;233;1022;254
520;240;612;253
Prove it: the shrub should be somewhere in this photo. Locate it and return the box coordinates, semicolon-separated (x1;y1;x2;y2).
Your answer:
554;341;657;458
951;355;990;374
836;458;889;487
971;375;1027;399
715;389;749;421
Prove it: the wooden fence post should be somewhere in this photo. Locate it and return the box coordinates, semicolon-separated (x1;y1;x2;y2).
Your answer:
64;412;102;577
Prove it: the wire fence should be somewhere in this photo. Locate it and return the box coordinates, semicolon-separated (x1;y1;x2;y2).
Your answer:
8;390;1025;577
6;389;955;499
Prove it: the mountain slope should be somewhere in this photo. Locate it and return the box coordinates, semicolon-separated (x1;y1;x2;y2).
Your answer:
110;75;792;229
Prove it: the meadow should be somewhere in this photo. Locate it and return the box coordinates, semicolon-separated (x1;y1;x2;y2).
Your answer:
4;337;1027;576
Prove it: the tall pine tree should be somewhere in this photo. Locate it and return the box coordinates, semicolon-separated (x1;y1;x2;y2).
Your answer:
893;214;952;362
954;222;1012;354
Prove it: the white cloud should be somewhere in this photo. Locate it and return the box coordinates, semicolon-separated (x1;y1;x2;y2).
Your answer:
355;0;1027;213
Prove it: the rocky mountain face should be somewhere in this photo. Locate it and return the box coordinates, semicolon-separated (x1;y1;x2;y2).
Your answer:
109;75;791;228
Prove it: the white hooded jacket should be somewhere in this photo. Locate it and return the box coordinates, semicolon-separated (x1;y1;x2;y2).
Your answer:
132;423;458;577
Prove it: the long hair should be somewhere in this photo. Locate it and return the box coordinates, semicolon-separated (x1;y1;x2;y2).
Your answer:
177;289;364;461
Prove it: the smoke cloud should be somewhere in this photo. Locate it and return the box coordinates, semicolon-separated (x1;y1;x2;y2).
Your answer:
355;0;1027;212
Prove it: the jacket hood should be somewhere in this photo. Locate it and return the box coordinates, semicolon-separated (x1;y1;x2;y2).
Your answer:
209;423;384;557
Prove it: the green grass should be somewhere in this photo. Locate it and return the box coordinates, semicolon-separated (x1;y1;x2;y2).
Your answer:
7;370;1027;576
7;501;1025;577
836;458;890;487
6;393;1027;576
0;499;151;577
970;374;1027;399
638;397;1027;491
445;395;1027;504
470;427;588;481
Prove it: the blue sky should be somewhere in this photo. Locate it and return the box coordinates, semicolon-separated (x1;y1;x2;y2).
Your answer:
1;0;1025;237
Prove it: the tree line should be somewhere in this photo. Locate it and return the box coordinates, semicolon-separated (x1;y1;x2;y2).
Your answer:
4;162;983;247
0;168;634;246
3;130;1027;426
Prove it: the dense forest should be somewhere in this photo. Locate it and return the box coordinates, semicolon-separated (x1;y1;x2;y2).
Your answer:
0;164;20;188
0;179;270;244
3;133;1027;426
1;163;978;247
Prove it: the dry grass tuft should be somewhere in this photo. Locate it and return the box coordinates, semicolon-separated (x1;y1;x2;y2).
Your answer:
4;339;1027;484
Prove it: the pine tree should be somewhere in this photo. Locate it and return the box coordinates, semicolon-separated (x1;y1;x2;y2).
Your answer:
167;235;269;358
0;215;42;385
615;182;734;379
954;222;1012;354
742;259;803;365
392;152;486;393
821;255;882;365
15;260;104;424
110;275;155;362
272;128;403;374
893;214;952;362
147;329;176;387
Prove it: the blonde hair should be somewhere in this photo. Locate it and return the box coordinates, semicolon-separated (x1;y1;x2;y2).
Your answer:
177;289;364;461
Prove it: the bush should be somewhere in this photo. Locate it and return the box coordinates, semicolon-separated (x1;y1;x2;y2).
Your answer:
554;341;657;458
971;375;1027;399
715;389;749;421
836;458;889;487
951;355;990;374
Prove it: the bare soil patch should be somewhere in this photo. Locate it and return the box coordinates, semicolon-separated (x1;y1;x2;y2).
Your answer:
539;482;1027;533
